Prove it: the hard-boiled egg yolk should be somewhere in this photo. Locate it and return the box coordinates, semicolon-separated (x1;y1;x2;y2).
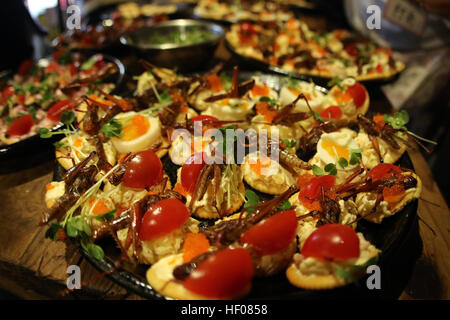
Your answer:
112;112;162;154
249;157;272;176
321;140;350;161
121;115;150;141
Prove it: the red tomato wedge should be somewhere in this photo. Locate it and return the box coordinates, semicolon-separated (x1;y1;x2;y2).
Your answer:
181;152;206;194
368;163;402;181
1;86;14;105
122;150;163;189
302;224;360;261
17;60;34;76
344;44;359;57
47;99;72;122
346;83;366;108
241;210;297;255
139;198;190;241
299;175;336;202
320;106;342;120
191;115;219;126
6;114;34;136
183;248;254;298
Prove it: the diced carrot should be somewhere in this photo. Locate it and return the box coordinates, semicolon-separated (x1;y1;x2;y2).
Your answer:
373;113;386;129
89;198;111;215
255;102;277;123
182;233;210;263
249;156;272;176
383;184;405;207
251;84;269;97
173;182;189;197
46;183;55;191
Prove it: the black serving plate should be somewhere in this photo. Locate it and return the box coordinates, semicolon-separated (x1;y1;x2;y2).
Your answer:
53;72;418;299
224;38;403;87
0;53;125;173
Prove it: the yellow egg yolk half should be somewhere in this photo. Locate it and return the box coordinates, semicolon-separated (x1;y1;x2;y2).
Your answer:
321;140;350;161
120;115;150;141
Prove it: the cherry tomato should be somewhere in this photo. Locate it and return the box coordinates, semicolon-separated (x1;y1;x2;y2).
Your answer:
299;175;336;202
368;163;402;181
122;150;163;189
302;224;360;261
17;60;34;76
181;152;206;194
346;83;366;108
139;198;190;241
239;22;255;36
320;106;342;120
183;248;254;298
190;115;219;126
345;44;359;57
6;114;34;136
241;210;297;255
47;99;72;122
1;86;14;105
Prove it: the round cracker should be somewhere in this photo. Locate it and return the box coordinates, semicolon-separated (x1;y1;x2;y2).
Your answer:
286;264;347;290
286;248;380;290
146;253;251;300
362;172;422;223
193;181;246;219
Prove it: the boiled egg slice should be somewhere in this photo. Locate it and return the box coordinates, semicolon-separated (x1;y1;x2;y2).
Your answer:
111;112;162;154
280;81;324;112
316;128;359;166
203;98;255;121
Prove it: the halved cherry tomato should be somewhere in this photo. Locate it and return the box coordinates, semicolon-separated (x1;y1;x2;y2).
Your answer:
346;83;366;108
241;210;297;255
299;175;336;203
1;86;14;105
122;150;163;189
6;114;34;136
368;163;402;181
345;43;359;57
302;224;360;261
191;115;219;126
139;198;190;241
320;106;342;120
17;60;34;76
183;248;254;298
47;99;72;122
181;152;206;194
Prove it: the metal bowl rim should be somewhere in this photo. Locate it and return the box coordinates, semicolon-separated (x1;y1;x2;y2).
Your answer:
120;19;225;50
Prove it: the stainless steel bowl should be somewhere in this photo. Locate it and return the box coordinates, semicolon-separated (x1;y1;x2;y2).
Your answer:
120;19;225;72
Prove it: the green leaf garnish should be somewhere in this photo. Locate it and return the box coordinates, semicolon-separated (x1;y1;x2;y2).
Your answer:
338;157;348;169
81;238;104;260
60;109;75;126
281;139;296;149
93;209;117;221
324;163;337;175
312;164;324;176
80;57;96;71
383;110;409;130
39;128;52;138
279;199;292;210
244;189;259;215
259;96;277;107
327;77;343;89
53;141;67;148
158;90;172;105
45;222;64;241
101;118;123;138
